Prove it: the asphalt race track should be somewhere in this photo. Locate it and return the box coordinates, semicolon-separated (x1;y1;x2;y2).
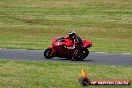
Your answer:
0;49;132;66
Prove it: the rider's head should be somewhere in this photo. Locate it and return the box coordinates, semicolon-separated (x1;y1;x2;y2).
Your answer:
69;31;76;39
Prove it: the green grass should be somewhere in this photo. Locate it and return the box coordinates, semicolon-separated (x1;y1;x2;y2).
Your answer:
0;0;132;53
0;60;132;88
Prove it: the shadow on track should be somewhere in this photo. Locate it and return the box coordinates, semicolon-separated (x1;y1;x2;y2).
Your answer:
59;58;93;62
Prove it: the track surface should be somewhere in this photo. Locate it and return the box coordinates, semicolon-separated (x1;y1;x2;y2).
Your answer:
0;49;132;66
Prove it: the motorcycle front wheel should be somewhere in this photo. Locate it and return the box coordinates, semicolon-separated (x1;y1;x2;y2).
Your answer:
82;48;89;59
74;48;89;61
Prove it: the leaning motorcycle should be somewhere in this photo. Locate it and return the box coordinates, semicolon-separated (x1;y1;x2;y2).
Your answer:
44;36;92;61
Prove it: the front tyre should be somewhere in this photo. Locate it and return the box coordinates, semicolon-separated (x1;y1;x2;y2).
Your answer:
44;48;53;59
82;48;89;59
77;48;89;61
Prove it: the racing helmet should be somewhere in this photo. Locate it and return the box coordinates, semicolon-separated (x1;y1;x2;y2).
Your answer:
69;31;76;38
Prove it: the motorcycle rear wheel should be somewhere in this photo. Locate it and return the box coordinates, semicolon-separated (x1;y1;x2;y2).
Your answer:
44;48;53;59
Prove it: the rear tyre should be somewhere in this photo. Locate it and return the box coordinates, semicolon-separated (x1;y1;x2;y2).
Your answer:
44;48;53;59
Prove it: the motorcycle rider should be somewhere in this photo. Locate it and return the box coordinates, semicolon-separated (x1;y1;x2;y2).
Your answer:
67;31;83;49
64;31;84;60
64;31;83;49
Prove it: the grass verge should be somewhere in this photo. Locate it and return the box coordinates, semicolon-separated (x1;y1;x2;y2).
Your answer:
0;0;132;53
0;60;132;88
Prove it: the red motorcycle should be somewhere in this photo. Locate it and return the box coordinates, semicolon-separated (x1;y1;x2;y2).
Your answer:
44;36;92;60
